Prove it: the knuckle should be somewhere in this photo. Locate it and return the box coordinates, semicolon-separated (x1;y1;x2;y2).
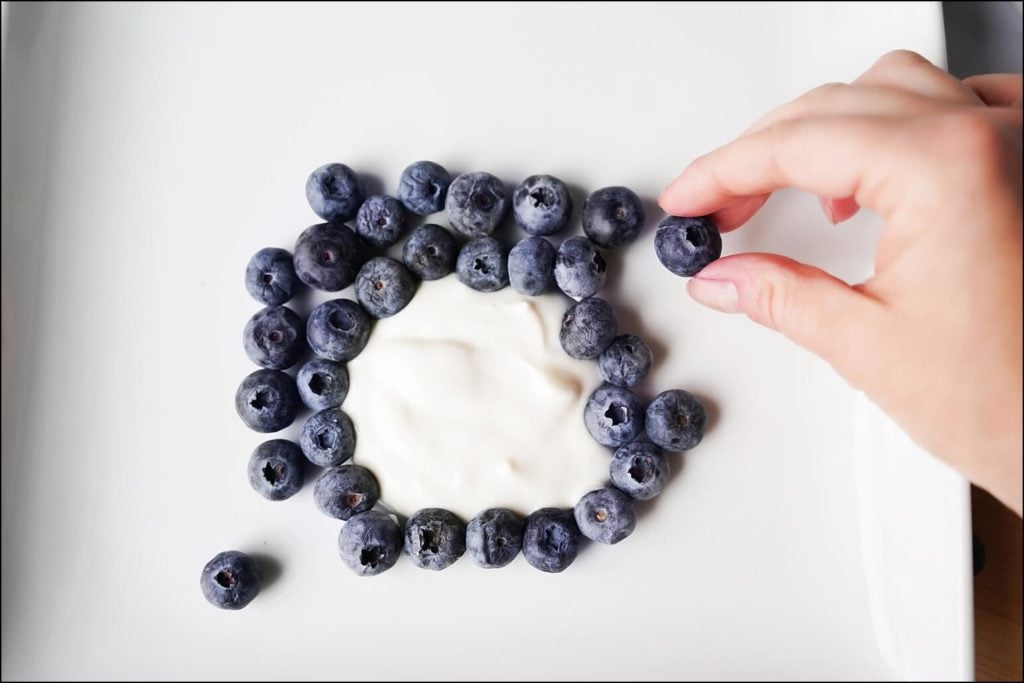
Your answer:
874;49;930;72
937;111;1007;163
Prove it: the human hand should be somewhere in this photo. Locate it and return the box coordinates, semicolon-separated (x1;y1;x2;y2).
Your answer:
660;50;1023;515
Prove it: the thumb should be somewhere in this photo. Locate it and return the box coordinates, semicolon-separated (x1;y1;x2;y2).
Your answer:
686;253;884;380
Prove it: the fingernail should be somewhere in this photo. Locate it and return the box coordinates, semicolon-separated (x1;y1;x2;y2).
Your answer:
687;277;740;313
819;196;837;225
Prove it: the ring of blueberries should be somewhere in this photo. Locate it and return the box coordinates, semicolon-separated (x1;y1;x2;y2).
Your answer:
202;161;722;608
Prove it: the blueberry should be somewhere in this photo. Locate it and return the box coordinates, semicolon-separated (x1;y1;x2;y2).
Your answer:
654;216;722;277
338;510;403;577
247;439;305;501
293;223;365;292
554;236;607;300
355;195;407;248
305;162;365;223
522;508;581;573
512;175;572;236
307;299;371;362
609;441;669;500
200;551;262;610
445;172;509;238
456;237;509;292
313;465;380;520
404;508;466;571
299;409;356;467
508;236;556;296
296;358;349;411
245;248;300;306
235;369;300;433
559;297;617;360
583;384;645;447
598;335;652;387
402;224;457;280
397;160;451;215
242;306;306;370
574;488;636;545
466;508;524;569
355;257;417;318
582;186;645;249
645;389;706;452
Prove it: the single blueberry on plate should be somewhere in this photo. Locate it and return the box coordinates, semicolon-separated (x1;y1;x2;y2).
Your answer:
456;237;509;292
445;172;509;238
245;247;300;306
646;389;707;452
293;223;365;292
583;384;645;447
338;510;403;577
355;195;407;248
397;160;451;215
299;409;356;467
313;465;380;520
508;236;556;296
574;488;637;545
247;439;305;501
654;215;722;277
559;297;617;360
355;257;417;318
512;175;572;236
404;508;466;571
582;186;645;249
554;236;607;300
598;334;652;387
609;441;669;500
235;369;300;433
296;358;349;411
466;508;524;569
200;551;262;610
305;162;365;223
402;223;457;281
242;306;306;370
522;508;581;573
307;299;371;362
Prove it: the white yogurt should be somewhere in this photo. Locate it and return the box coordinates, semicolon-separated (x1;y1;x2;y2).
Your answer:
346;276;609;520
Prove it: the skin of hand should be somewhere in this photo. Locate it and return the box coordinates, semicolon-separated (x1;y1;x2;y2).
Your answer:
660;50;1023;515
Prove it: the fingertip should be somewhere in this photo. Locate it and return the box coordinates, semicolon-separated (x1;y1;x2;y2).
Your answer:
710;194;770;232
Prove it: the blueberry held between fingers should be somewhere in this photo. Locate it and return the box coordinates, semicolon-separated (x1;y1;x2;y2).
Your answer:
235;369;300;433
299;409;357;467
397;160;451;216
245;248;300;306
609;441;669;500
338;510;403;577
306;162;365;223
242;306;306;370
296;358;349;411
293;223;365;292
456;237;509;292
313;465;380;520
307;299;371;362
654;216;722;277
522;508;581;573
598;335;652;388
466;508;524;569
554;236;607;300
355;195;407;248
574;488;636;545
355;257;417;318
446;172;509;238
404;508;466;571
402;224;457;280
646;389;706;452
200;551;262;610
247;439;305;501
584;384;645;447
512;175;573;236
559;297;617;360
582;186;645;249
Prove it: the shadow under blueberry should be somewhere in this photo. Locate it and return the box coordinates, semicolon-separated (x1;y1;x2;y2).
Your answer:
633;452;686;524
687;390;720;436
248;552;283;590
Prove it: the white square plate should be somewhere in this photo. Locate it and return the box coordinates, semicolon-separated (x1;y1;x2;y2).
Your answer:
0;2;971;680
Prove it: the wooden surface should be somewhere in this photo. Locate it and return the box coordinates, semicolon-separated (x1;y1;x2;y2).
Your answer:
973;486;1023;681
